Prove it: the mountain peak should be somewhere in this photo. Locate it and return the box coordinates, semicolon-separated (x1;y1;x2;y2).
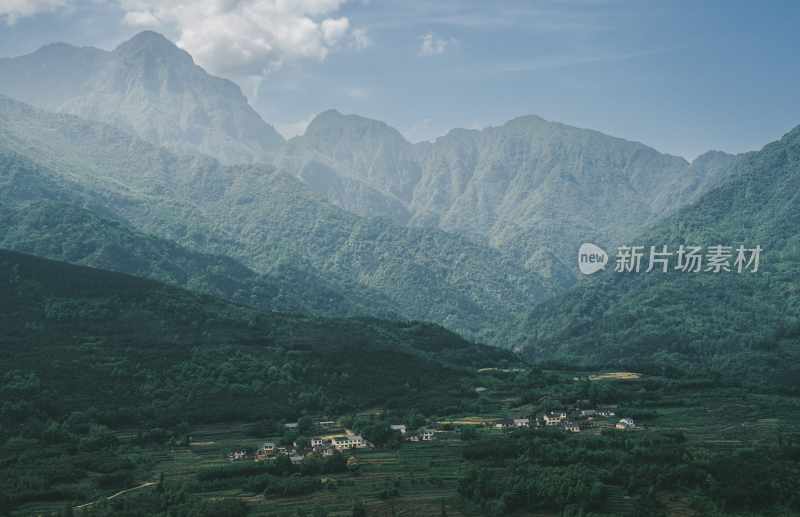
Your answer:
781;124;800;146
114;31;193;65
305;109;407;142
691;149;735;166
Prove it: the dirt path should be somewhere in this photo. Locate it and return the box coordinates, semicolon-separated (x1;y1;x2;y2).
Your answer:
74;481;158;510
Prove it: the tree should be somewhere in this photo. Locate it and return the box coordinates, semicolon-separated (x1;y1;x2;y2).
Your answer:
351;500;367;517
460;427;479;441
298;416;315;434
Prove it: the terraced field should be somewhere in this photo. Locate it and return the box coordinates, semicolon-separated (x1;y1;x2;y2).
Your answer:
14;371;799;516
138;427;478;516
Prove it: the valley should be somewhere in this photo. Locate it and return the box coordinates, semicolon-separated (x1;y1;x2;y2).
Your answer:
0;20;798;517
5;360;800;517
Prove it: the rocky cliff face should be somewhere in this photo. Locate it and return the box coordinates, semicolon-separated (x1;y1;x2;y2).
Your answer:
0;31;284;164
279;110;738;286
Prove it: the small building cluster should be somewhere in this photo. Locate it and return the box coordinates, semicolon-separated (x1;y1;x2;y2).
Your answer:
615;418;636;430
534;405;636;433
494;418;531;429
227;449;249;462
253;441;305;463
485;404;636;435
407;428;435;441
310;431;369;455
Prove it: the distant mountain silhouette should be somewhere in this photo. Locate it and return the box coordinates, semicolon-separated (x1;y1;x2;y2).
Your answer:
0;31;284;164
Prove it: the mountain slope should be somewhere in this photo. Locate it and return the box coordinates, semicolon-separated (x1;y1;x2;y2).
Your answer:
506;126;800;387
0;33;739;290
0;199;399;320
0;249;516;428
280;110;739;286
0;96;550;343
0;31;284;164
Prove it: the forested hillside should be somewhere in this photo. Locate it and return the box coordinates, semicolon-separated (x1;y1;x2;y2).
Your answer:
1;32;741;291
0;199;400;320
508;126;800;387
0;96;549;343
0;249;515;426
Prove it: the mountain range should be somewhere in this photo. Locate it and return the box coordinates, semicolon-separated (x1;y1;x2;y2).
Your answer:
0;30;797;371
0;31;739;289
278;110;739;286
0;95;548;342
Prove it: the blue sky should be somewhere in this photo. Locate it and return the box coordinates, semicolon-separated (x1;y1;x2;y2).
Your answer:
1;0;798;159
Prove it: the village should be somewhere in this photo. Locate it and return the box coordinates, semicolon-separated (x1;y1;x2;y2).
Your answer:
227;421;438;463
491;406;636;433
226;403;638;463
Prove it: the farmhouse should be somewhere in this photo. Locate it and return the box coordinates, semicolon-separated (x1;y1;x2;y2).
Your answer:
255;442;294;461
228;449;248;461
494;419;513;429
543;411;567;426
332;434;366;449
409;429;435;441
615;418;636;430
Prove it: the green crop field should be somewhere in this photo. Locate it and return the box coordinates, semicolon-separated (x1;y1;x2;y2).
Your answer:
144;433;474;517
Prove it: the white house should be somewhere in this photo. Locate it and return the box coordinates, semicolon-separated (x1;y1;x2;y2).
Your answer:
513;418;530;428
561;421;581;433
331;434;366;449
409;429;435;441
228;450;248;461
390;424;407;435
543;411;567;426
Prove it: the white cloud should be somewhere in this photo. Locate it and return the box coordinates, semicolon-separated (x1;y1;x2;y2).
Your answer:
123;9;159;27
350;27;370;50
321;16;349;45
118;0;369;75
418;32;453;57
0;0;66;24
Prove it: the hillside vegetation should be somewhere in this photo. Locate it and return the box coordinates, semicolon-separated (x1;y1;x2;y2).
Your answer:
508;126;800;387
